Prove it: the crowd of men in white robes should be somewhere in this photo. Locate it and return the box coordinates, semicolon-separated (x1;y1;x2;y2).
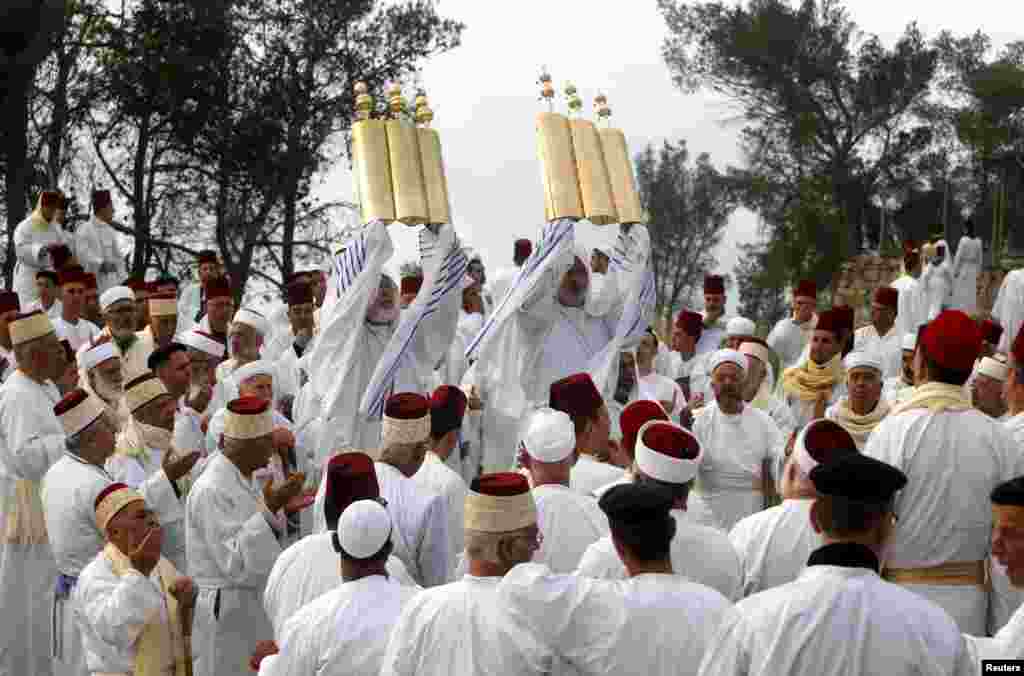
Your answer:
4;190;1024;676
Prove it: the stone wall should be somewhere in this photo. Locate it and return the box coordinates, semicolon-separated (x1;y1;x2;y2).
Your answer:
832;255;1006;328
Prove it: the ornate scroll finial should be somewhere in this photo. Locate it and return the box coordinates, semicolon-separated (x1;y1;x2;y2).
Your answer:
354;82;373;121
595;93;612;126
387;83;407;119
539;66;555;111
414;88;434;127
565;82;582;117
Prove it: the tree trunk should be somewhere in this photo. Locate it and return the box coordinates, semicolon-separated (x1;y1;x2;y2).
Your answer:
4;68;33;287
131;114;152;274
46;20;73;186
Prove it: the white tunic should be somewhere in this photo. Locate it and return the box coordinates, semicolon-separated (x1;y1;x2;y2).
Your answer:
696;548;971;676
577;509;742;601
411;452;467;579
693;403;784;531
186;454;282;676
883;376;915;407
13;214;69;306
259;575;420;676
695;316;727;356
891;275;927;338
262;532;415;638
785;381;846;431
854;325;902;379
532;484;609;573
728;499;820;597
767;316;815;371
968;598;1024;661
535;306;612;395
992;269;1024;354
52;317;101;353
656;350;712;403
74;216;125;294
864;407;1022;634
569;455;624;497
177;282;203;332
921;260;952;321
951;236;982;315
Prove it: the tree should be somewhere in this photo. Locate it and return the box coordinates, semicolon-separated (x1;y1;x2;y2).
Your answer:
634;139;737;319
735;241;787;329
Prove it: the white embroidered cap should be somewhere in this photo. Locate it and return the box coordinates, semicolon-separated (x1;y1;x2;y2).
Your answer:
634;420;701;484
707;349;747;377
336;499;392;559
843;351;883;374
739;340;773;367
9;310;55;346
902;332;918;352
232;360;275;388
521;407;575;463
123;372;169;413
223;397;274;440
726;317;756;338
178;329;225;359
54;389;108;437
232;307;269;336
978;356;1010;382
99;286;135;313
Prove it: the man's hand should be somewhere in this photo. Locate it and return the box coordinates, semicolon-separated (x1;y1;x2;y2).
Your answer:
264;473;306;514
249;640;278;672
163;450;201;482
185;384;213;414
128;528;162;577
169;576;196;609
467;386;483;412
276;396;295;423
284;487;317;515
271;427;295;452
689;392;706;410
814;392;829;419
199;414;211;435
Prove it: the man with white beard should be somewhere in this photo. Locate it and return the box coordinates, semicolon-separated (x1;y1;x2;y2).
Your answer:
208;306;271;414
77;337;128;431
738;338;796;441
767;279;818;371
971;355;1010;420
173;329;226;453
99;285;153;379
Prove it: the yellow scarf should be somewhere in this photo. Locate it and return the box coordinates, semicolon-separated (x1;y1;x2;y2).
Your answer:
3;479;48;545
782;354;846;402
890;381;972;416
103;544;188;676
833;398;890;448
117;421;193;495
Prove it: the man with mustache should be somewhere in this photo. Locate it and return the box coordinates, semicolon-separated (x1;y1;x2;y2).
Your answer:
695;275;729;356
768;279;818;371
781;308;848;429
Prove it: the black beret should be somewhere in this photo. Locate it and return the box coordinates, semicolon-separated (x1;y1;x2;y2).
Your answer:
810;454;907;504
598;483;673;524
992;477;1024;507
147;342;187;371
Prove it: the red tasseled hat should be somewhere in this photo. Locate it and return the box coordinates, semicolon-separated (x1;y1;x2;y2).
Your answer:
675;309;704;338
920;310;982;373
803;419;858;463
205;276;232;299
0;291;20;315
58;267;86;287
703;274;725;295
93;482;131;510
430;385;467;439
1011;327;1024;366
514;239;533;260
54;388;90;417
814;309;841;335
471;472;531;496
83;273;98;291
640;422;700;460
834;305;855;333
384;392;430;421
549;373;603;420
40;191;62;209
620;400;670;457
197;250;218;265
50;244;73;271
874;287;898;310
794;280;816;300
324;452;379;523
285;281;314;306
400;276;423;296
227;396;270;415
92;190;112;211
980;319;1004;346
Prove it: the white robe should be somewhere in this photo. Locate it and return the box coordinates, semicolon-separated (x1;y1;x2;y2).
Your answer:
864;407;1023;634
992;269;1024;354
488;265;519;307
73;217;125;294
784;380;846;431
0;346;15;385
380;575;553;676
569;455;624;498
988;413;1024;633
853;325;902;379
728;499;820;597
532;484;609;573
767;316;816;371
951;236;982;315
693;403;784;531
695;315;727;356
883;376;915;407
577;508;742;601
500;562;732;676
968;596;1024;661
656;350;712;404
634;371;687;418
313;461;452;587
891;275;927;338
52;317;101;354
185;454;282;676
921;257;952;322
177;282;203;332
13;214;69;306
259;575;420;676
262;533;416;638
696;550;971;676
411;452;467;580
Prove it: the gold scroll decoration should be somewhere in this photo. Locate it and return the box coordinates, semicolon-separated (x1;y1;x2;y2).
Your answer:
385;119;429;226
598;127;643;225
351;82;396;224
569;119;617;225
537;112;583;221
414;90;451;225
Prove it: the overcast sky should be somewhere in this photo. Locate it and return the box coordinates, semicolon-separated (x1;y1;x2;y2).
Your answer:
312;0;1023;311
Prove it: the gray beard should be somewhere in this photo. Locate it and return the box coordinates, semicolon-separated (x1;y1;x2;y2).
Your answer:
94;377;122;404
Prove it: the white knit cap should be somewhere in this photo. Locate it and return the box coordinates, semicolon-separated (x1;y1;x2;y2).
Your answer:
726;317;756;337
232;307;269;336
521;407;575;463
232;360;275;388
56;391;107;437
739;340;772;366
634;420;701;484
902;332;918;351
337;499;392;559
707;349;747;377
77;341;118;370
178;330;226;359
843;351;883;374
978;356;1010;382
100;286;135;312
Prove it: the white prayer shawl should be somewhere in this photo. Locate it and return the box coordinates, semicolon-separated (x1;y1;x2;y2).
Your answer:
12;212;69;306
767;316;816;371
853;324;902;379
728;499;821;597
500;562;732;676
696;563;971;676
577;509;742;601
263;533;416;639
892;274;927;338
185;453;281;676
74;216;126;294
532;484;609;573
569;455;625;498
313;461;451;587
692;403;784;531
951;236;983;315
488;265;518;308
412;452;467;579
992;269;1024;354
380;575;553;676
259;575;420;676
71;549;171;675
657;350;712;402
863;407;1023;634
436;310;484;387
883;376;915;407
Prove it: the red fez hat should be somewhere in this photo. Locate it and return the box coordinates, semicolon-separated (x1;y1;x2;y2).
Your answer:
549;373;603;420
54;388;90;417
675;309;704;338
0;291;20;314
400;276;423;296
384;392;430;420
803;419;858;463
794;280;816;299
93;482;132;511
122;277;145;293
36;270;59;285
430;385;467;439
619;400;670;457
980;319;1004;346
92;190;112;211
1012;327;1024;365
814;309;840;334
920;310;982;373
514;239;533;259
703;274;725;295
83;273;98;291
834;305;855;333
227;396;270;415
197;250;218;265
640;423;700;460
40;191;62;209
471;472;531;496
58;267;86;287
324;452;379;525
205;276;231;299
283;271;306;286
50;244;74;271
874;287;898;310
285;281;314;306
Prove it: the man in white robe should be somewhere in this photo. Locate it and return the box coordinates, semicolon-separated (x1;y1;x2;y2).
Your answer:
826;351;890;450
883;332;918;406
177;250;222;331
780;308;848;429
259;281;316;408
729;419;859;597
951;221;983;315
41;389;188;676
173;329;226;454
577;420;741;600
487;238;532;306
500;482;732;676
380;472;552;676
186;396;310;676
13;191;70;307
971;355;1010;420
262;453;415;639
630;330;687;420
72;483;194;676
693;350;784;530
993;268;1024;354
864;310;1022;634
208;307;271;414
656;309;711;411
73;190;125;295
253;499;420;676
51;268;101;353
695;274;728;356
891;241;927;338
767;279;818;371
548;373;624;497
854;286;902;378
0;292;21;384
100;286;154;380
32;269;64;320
920;241;953;321
697;454;971;676
739;339;796;441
